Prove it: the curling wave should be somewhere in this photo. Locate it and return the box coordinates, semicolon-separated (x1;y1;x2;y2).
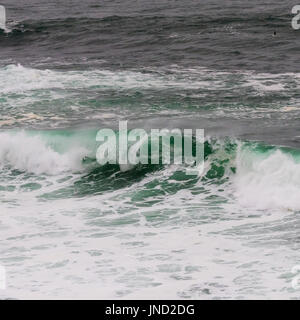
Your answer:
0;130;299;211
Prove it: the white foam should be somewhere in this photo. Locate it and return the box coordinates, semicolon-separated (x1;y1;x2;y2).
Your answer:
1;64;300;96
0;64;219;95
0;131;87;175
235;147;300;211
0;135;298;299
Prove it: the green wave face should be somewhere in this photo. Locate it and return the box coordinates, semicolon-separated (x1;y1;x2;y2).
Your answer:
1;1;300;300
1;129;299;212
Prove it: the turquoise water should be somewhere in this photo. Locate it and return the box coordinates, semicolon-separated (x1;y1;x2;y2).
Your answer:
0;66;300;298
0;0;300;299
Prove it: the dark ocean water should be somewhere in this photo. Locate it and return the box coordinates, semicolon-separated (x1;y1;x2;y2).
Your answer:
0;0;300;299
0;0;299;72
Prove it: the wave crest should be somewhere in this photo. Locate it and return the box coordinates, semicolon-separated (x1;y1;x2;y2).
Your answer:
0;131;87;175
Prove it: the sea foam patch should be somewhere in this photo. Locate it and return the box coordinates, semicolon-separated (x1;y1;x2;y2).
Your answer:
235;147;300;211
0;131;88;175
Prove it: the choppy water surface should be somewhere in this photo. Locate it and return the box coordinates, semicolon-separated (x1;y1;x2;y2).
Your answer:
0;0;299;299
